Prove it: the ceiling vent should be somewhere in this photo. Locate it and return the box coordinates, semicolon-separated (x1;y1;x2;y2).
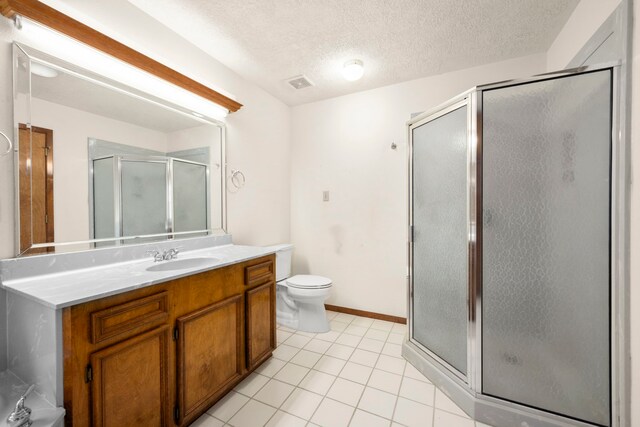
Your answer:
286;75;314;90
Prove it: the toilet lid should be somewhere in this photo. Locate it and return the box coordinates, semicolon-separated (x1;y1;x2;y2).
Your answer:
286;274;332;289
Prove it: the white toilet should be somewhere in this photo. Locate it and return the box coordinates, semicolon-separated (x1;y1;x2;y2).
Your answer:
271;244;332;333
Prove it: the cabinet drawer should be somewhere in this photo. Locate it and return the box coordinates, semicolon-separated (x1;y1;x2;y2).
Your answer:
245;260;274;287
91;292;169;344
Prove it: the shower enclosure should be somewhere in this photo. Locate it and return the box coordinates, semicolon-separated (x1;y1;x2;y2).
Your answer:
405;65;623;427
91;155;209;243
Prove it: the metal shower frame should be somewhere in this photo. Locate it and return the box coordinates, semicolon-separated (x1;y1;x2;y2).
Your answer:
405;63;626;427
88;154;211;243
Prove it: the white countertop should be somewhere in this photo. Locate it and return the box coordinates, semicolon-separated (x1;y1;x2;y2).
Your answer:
1;244;275;310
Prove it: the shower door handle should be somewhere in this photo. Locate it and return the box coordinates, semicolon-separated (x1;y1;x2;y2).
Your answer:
468;236;476;323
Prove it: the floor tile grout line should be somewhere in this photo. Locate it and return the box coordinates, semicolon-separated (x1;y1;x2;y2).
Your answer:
321;395;404;427
391;363;410;427
305;362;342;425
276;388;326;423
350;358;381;425
258;379;301;427
323;338;372;424
210;391;252;426
235;371;327;425
390;364;407;426
358;317;406;425
228;319;378;426
271;317;411;426
344;394;359;426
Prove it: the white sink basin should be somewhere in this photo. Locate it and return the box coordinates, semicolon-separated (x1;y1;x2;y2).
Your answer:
146;257;221;272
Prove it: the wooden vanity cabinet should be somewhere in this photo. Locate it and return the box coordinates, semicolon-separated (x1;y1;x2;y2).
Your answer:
90;326;171;427
245;257;276;370
175;295;243;424
62;254;275;427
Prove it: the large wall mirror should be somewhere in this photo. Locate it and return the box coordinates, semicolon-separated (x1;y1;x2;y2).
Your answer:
13;43;226;256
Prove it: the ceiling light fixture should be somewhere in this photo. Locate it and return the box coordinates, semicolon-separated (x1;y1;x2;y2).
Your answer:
342;59;364;81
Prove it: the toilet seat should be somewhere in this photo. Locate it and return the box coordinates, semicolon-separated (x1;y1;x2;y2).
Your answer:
286;274;332;289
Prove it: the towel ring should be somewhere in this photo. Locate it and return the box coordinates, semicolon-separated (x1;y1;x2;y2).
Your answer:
0;131;12;157
227;169;246;193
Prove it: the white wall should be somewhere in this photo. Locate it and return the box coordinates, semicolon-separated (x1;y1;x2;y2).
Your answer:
546;0;622;71
290;53;546;317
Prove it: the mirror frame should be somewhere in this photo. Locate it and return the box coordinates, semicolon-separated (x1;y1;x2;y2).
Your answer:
13;43;228;256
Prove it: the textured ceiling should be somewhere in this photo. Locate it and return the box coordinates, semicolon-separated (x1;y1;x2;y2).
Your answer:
127;0;579;106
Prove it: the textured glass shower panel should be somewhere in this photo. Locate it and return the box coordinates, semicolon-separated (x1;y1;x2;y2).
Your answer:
121;160;168;237
482;70;611;426
173;161;207;233
412;105;468;375
93;158;115;240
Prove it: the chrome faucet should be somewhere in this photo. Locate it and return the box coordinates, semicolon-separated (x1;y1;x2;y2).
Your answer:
7;384;34;427
146;249;164;262
163;247;180;260
146;247;181;262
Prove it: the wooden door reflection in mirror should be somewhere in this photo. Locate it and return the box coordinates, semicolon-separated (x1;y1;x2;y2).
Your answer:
19;124;54;253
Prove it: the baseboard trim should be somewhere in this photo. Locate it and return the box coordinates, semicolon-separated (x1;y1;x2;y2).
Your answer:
325;304;406;324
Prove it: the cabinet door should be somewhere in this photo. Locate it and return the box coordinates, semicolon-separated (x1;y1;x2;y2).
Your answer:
176;294;243;424
90;326;170;427
246;281;275;370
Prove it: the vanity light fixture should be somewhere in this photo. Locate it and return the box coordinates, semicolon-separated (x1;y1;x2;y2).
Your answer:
30;62;58;78
15;17;230;120
342;59;364;81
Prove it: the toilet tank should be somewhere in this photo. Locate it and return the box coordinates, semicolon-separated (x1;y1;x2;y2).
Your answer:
266;244;294;281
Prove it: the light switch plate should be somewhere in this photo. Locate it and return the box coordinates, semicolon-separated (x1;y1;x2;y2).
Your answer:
323;191;330;201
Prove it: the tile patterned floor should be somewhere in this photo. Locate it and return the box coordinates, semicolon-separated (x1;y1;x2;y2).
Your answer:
192;311;492;427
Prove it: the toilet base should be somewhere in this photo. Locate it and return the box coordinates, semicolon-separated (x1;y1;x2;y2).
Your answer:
276;305;330;333
276;297;330;333
276;280;331;333
295;300;330;333
276;310;298;330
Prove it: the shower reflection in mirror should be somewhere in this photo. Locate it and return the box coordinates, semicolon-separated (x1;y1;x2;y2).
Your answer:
14;43;226;256
89;138;210;246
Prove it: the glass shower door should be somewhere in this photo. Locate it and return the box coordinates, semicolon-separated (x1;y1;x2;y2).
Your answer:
92;157;116;241
481;70;612;426
411;101;469;377
120;159;168;237
173;159;208;233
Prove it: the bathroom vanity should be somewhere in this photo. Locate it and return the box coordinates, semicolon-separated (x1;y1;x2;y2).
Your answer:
0;5;272;426
0;239;277;426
